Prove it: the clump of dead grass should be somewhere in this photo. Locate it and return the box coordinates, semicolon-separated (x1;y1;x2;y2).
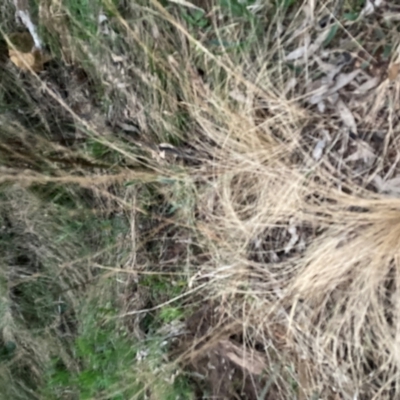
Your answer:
170;1;400;398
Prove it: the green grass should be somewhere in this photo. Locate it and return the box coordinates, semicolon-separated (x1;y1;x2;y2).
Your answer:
43;297;191;400
0;182;194;399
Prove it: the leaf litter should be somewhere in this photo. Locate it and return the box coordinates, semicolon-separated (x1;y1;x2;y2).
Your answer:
282;5;400;189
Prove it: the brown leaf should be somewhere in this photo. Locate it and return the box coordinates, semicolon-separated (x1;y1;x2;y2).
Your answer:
373;175;400;196
336;99;357;134
354;76;380;94
328;69;361;94
346;142;375;164
9;49;36;71
7;31;51;72
388;63;400;81
219;340;266;375
8;48;51;72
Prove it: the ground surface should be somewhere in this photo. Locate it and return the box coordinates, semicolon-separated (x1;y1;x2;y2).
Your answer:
2;0;400;399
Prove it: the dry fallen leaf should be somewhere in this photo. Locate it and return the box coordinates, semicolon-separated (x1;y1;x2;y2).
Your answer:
388;63;400;81
9;48;51;72
360;0;383;17
346;142;375;164
373;175;400;196
308;83;330;105
219;340;266;375
9;49;36;70
361;0;375;16
285;29;330;62
7;32;51;72
314;56;342;74
328;69;361;94
354;76;380;94
312;139;326;161
229;89;248;104
337;99;357;134
317;100;326;113
308;67;360;107
286;46;309;62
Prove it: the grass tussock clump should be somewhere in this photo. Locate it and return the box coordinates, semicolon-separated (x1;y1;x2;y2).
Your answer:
2;0;400;398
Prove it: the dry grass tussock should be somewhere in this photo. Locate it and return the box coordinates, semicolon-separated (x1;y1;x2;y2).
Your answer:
3;0;400;398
